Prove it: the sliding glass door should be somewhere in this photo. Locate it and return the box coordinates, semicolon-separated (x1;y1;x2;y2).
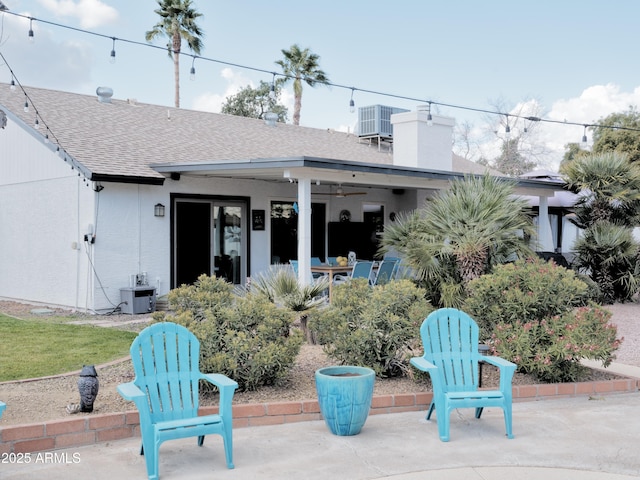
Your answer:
173;197;247;286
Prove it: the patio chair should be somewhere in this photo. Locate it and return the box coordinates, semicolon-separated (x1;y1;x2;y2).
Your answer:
117;322;238;480
410;308;516;442
0;401;5;418
372;259;399;285
333;260;375;285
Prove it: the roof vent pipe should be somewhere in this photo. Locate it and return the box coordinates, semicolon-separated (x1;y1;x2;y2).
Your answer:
96;87;113;104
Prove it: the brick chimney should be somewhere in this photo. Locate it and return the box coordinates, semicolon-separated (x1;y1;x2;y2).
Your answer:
391;105;455;171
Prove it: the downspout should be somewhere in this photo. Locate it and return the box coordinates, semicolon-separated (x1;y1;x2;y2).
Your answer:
75;176;81;311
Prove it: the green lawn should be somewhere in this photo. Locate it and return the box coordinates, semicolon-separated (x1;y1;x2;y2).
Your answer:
0;314;137;381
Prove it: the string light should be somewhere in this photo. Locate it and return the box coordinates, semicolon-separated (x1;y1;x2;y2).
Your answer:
269;72;276;98
427;102;433;126
0;51;91;185
109;37;116;64
1;9;640;154
504;114;511;137
582;125;588;145
28;18;34;42
190;56;196;80
349;88;355;113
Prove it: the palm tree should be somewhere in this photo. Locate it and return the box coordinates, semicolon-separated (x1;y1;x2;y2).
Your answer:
275;44;330;126
572;222;640;303
561;151;640;228
561;152;640;302
381;174;536;307
146;0;204;108
250;265;329;343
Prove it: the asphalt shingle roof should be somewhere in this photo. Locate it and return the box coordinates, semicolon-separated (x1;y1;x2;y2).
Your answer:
1;84;404;180
0;83;498;183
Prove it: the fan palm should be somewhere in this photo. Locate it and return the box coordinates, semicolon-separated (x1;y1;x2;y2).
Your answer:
381;174;536;307
251;265;329;343
275;44;330;126
560;151;640;227
146;0;204;108
561;152;640;302
572;222;640;303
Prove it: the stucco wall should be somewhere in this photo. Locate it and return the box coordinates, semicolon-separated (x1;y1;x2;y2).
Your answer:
87;176;415;312
0;116;420;312
0;116;95;309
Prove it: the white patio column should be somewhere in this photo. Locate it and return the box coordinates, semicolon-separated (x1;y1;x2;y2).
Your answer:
538;195;554;251
297;177;312;286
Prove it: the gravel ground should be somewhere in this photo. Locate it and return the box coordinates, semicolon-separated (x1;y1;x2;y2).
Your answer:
0;300;636;426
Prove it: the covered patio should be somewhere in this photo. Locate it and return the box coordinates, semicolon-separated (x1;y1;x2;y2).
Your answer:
152;156;564;285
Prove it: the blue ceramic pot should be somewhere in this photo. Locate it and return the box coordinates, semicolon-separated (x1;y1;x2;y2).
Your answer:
315;366;375;436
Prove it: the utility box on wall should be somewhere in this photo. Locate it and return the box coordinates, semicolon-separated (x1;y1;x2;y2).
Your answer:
120;287;156;314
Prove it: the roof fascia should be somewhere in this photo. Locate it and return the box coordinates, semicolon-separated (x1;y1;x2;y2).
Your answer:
91;173;165;185
151;156;561;196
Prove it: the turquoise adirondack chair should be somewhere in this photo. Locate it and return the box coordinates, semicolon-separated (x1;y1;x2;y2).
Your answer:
0;401;5;418
118;322;238;480
410;308;516;442
372;259;399;285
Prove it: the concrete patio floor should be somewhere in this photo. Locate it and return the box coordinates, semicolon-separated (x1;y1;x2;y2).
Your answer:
3;388;639;480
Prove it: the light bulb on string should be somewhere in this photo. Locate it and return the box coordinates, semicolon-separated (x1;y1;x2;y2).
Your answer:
10;78;16;91
23;95;29;112
190;56;196;81
28;18;34;42
34;117;39;129
349;88;355;113
504;114;511;138
109;37;116;64
427;102;433;126
582;125;588;146
269;72;276;100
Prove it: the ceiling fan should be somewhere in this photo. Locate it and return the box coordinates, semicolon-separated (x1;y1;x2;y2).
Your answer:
314;184;367;198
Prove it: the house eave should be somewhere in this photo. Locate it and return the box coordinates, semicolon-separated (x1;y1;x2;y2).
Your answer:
151;156;562;196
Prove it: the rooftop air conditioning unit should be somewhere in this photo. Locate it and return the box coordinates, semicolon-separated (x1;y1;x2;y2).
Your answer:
358;105;409;138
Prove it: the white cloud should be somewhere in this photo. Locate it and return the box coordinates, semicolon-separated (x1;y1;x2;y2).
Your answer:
0;12;93;90
191;67;253;113
461;84;640;172
540;84;640;170
37;0;118;28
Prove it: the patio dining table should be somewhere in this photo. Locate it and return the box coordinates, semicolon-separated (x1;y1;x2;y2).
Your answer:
309;264;352;301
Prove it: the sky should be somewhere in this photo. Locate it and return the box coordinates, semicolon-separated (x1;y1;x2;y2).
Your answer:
1;0;640;171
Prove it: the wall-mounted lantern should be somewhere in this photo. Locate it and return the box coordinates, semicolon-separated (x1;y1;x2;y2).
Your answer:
154;203;165;217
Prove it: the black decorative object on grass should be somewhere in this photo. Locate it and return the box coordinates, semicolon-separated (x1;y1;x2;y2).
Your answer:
78;365;99;412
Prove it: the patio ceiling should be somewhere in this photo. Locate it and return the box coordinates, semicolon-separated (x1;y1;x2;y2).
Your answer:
151;156;561;197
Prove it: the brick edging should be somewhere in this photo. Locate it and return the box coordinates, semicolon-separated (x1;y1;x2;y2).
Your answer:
1;377;638;455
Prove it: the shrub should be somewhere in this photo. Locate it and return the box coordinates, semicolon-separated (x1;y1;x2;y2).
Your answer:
153;275;303;391
490;305;622;382
572;222;640;304
308;279;433;377
465;258;592;338
464;258;622;382
249;264;330;343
